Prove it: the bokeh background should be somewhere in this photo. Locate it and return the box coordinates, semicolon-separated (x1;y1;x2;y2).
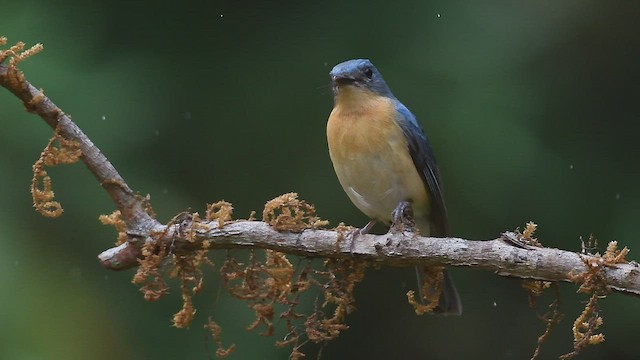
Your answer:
2;1;639;359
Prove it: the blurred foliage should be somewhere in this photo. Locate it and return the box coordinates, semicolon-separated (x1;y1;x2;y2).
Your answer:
1;0;639;359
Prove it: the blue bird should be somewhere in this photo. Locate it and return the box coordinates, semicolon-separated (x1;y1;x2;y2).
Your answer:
326;59;462;315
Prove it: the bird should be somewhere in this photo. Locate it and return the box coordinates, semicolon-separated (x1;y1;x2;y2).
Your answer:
326;58;462;315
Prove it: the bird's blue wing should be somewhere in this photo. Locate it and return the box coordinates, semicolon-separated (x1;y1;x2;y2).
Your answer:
394;101;449;236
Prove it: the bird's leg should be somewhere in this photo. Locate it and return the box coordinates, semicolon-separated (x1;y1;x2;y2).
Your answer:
348;219;377;254
360;219;378;234
389;201;416;235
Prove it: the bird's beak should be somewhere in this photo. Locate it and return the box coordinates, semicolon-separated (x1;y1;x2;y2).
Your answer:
331;74;356;87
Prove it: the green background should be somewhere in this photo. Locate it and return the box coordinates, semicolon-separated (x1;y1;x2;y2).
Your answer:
2;1;639;359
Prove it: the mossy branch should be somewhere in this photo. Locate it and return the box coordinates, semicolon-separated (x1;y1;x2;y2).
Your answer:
2;37;637;359
0;38;161;237
96;219;640;296
2;36;638;297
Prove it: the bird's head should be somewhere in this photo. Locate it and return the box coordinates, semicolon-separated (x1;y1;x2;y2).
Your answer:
329;59;394;102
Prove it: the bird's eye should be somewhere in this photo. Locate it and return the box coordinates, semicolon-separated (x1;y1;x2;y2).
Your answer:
364;68;373;79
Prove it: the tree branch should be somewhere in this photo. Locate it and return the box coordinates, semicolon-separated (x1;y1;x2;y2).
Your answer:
97;220;640;296
2;39;639;300
0;48;161;238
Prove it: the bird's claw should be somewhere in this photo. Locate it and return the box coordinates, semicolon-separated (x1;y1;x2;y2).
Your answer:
347;219;377;255
390;201;416;235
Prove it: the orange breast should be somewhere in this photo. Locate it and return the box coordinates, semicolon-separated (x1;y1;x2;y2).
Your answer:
327;89;430;230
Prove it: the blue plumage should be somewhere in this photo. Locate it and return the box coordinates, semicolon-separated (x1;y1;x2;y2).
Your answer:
327;58;461;315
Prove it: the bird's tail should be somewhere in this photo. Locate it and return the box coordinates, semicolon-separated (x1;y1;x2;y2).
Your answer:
415;266;462;315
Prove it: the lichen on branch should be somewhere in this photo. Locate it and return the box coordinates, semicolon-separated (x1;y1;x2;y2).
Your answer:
0;37;43;90
120;193;365;358
263;192;329;232
31;130;82;217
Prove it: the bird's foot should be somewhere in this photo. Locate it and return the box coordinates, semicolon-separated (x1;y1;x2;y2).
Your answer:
389;201;416;235
348;219;377;255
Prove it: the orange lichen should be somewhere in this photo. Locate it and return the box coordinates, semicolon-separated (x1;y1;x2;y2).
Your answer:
206;201;233;228
559;294;604;359
569;238;628;296
30;130;82;217
603;241;629;265
306;259;367;342
522;222;542;246
132;241;170;302
263;192;329;232
204;318;236;358
133;212;208;307
333;222;356;249
527;283;563;360
220;250;297;337
99;210;127;245
218;245;367;357
407;266;444;315
522;280;552;307
182;212;211;243
507;221;543;248
0;38;43;89
561;236;627;358
173;290;196;328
